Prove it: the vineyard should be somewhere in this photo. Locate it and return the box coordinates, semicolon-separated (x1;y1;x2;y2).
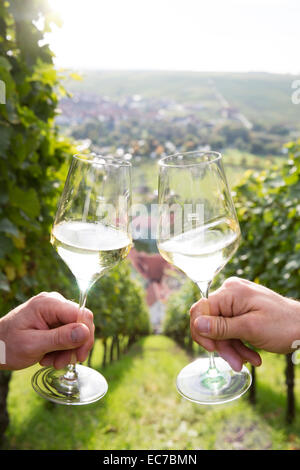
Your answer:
0;0;300;451
4;336;300;450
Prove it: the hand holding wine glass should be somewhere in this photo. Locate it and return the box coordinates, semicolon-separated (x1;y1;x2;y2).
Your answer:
157;151;251;404
190;276;300;363
32;153;132;405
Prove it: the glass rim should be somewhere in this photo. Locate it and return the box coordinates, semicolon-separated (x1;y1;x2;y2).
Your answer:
73;153;132;167
158;151;222;168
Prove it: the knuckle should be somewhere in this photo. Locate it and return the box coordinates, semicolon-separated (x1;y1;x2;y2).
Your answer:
213;317;228;339
34;291;49;300
223;276;242;290
37;291;49;297
224;276;252;296
223;277;253;308
52;328;63;347
28;292;49;307
48;291;64;298
29;292;67;310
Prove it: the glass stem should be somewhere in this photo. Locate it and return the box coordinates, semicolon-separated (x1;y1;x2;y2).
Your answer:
63;288;88;381
197;281;217;372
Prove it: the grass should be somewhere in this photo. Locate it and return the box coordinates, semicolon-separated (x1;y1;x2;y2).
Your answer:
3;335;300;450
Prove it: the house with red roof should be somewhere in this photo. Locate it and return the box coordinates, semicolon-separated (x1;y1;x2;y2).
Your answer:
128;248;181;332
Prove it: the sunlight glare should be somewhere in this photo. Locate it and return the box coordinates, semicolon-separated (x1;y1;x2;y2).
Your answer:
47;0;300;74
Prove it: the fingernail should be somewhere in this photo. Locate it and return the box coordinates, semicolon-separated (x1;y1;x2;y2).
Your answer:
71;325;86;343
195;316;210;333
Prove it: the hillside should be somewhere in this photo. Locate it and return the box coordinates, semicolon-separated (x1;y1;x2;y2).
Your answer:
64;70;300;128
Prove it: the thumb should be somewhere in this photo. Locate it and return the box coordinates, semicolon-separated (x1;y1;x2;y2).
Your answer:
194;314;247;341
34;323;90;355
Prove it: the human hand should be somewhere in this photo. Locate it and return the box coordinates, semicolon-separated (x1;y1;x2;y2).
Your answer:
0;292;94;370
190;277;300;371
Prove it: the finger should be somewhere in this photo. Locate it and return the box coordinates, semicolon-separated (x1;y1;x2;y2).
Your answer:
73;309;95;362
208;277;259;318
30;292;95;362
39;351;55;367
53;350;74;370
190;299;216;351
215;340;244;372
31;292;94;328
190;298;212;320
31;322;90;356
193;314;249;341
40;348;86;370
190;278;255;320
231;339;262;367
75;341;93;363
39;322;93;367
41;344;92;369
191;334;216;352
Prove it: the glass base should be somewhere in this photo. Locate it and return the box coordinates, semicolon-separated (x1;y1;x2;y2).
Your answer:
176;356;251;405
32;364;108;405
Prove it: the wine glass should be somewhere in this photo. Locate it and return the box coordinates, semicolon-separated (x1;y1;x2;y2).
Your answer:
32;153;132;405
157;151;251;404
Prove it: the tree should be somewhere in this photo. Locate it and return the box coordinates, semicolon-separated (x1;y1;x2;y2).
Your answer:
163;280;198;351
88;261;150;367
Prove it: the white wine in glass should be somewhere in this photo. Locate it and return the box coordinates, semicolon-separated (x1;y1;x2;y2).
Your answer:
51;221;131;293
157;151;251;404
32;154;132;405
158;217;240;285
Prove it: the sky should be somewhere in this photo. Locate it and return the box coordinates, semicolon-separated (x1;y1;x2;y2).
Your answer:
47;0;300;74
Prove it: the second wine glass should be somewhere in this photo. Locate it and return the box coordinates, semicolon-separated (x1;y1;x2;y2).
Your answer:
32;153;132;405
157;151;251;404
